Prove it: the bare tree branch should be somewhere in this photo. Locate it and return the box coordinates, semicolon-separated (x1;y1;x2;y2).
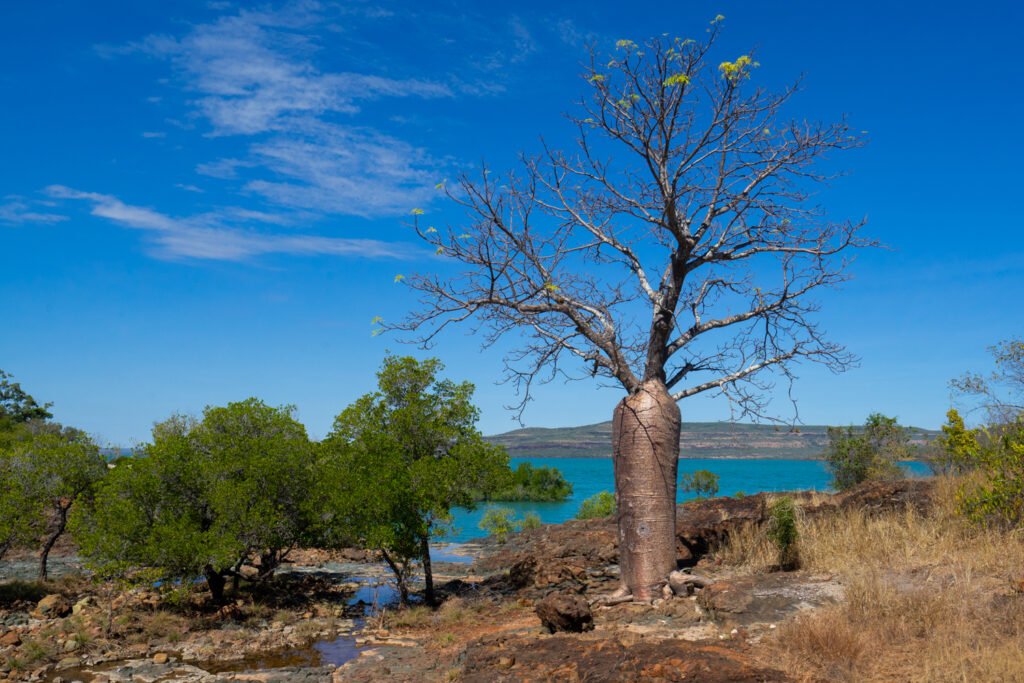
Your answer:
391;31;871;421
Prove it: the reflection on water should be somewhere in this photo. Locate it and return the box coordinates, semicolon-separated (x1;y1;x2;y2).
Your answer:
314;632;365;666
348;580;398;611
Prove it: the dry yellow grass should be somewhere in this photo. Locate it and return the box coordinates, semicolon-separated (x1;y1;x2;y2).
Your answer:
714;477;1024;682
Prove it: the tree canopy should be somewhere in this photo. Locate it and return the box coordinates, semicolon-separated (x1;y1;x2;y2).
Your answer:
0;429;106;579
72;398;315;601
317;356;508;604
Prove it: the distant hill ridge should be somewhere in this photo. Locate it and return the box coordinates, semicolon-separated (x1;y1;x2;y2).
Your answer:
485;420;938;460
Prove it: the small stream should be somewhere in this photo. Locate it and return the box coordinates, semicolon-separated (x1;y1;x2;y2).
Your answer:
41;543;477;681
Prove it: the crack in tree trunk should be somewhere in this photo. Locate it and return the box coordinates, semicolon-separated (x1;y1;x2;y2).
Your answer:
612;380;680;600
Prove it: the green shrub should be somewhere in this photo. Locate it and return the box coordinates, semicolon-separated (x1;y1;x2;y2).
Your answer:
824;413;908;490
680;470;719;499
956;418;1024;527
576;491;616;520
767;496;800;570
521;512;542;531
479;507;518;543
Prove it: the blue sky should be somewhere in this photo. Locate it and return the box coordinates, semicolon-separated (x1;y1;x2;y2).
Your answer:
1;0;1021;445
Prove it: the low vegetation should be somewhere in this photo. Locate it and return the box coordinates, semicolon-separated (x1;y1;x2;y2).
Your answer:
484;462;572;502
478;508;544;543
478;507;518;543
679;469;719;498
576;491;616;519
712;476;1024;681
766;496;800;570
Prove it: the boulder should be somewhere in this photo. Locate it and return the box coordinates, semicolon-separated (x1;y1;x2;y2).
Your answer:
698;580;754;615
33;594;72;619
0;631;21;647
72;597;94;615
509;557;536;589
535;591;594;633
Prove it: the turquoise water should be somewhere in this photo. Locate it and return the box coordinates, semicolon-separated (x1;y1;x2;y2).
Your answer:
445;457;932;543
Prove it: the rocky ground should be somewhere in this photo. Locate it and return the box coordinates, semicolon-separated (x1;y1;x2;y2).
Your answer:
0;547;478;683
1;480;938;682
336;480;934;682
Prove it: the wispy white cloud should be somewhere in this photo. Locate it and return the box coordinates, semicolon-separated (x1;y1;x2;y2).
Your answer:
80;2;559;263
245;123;438;216
0;196;67;225
141;131;166;138
46;185;416;262
125;1;450;223
135;6;451;137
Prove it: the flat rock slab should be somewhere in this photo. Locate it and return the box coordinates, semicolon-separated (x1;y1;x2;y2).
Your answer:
460;633;791;682
697;573;843;627
48;658;336;683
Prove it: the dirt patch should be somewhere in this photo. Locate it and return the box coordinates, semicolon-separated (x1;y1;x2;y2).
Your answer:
461;633;791;682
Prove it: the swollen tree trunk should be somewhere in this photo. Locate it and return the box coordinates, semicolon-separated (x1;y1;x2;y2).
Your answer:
419;534;435;607
612;380;681;601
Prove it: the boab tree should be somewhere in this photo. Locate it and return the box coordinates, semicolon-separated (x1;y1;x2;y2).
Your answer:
394;26;870;601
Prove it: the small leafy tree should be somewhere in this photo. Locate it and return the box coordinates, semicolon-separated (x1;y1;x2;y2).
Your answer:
521;512;543;531
71;399;315;601
766;496;800;570
318;356;508;605
0;429;106;579
479;507;519;543
577;491;616;520
931;408;981;474
824;413;909;490
680;470;720;499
